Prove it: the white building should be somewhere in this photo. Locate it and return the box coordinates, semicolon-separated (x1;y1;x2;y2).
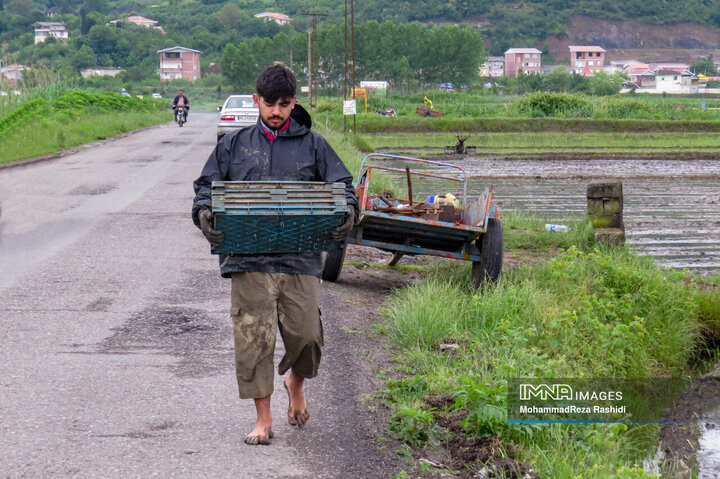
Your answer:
0;64;26;86
126;15;157;28
480;56;505;77
81;67;125;78
655;69;699;94
254;12;291;25
34;22;68;44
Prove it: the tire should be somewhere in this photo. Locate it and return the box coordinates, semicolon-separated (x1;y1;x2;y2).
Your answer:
472;218;503;288
322;245;347;282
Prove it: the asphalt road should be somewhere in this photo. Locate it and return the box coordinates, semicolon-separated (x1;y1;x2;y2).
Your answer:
0;114;403;478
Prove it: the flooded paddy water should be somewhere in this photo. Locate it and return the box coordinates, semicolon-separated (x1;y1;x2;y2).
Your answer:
454;157;720;275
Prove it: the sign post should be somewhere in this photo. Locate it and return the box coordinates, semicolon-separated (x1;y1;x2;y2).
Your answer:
351;87;367;114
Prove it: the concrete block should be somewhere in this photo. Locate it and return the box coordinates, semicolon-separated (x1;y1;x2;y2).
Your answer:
590;213;624;229
603;198;623;214
587;198;604;215
594;227;626;245
587;182;623;199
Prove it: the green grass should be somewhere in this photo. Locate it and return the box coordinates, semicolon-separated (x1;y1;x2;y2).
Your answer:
368;131;720;149
0;110;171;164
311;91;720;135
379;238;717;477
359;129;720;159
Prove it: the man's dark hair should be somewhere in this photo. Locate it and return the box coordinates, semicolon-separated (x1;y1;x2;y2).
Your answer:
256;64;296;103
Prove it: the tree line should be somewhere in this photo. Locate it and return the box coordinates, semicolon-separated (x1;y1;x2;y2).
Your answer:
221;21;484;94
6;0;720;74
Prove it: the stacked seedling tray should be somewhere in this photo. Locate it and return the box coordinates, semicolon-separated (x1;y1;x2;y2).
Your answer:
211;181;348;254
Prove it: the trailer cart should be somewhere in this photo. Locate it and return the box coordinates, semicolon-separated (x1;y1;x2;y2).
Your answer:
322;153;502;288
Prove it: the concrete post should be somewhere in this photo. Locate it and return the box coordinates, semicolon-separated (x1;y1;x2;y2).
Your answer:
587;182;626;245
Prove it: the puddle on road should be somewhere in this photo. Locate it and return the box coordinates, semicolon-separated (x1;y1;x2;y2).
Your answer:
455;157;720;275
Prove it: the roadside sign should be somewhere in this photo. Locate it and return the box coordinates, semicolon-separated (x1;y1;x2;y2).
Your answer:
360;81;388;97
351;87;367;113
343;99;357;115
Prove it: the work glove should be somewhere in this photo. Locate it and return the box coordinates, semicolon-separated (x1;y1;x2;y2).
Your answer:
198;208;224;246
332;207;355;241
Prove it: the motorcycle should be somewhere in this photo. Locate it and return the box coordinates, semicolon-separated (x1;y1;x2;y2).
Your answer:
375;108;397;117
174;106;187;127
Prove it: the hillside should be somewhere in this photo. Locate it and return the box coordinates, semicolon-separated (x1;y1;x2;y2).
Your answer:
545;15;720;64
4;0;720;87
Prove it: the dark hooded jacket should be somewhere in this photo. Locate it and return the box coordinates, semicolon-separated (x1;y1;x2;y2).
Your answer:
192;116;358;278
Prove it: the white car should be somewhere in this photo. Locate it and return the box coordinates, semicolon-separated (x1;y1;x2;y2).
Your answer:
151;93;162;99
217;94;259;141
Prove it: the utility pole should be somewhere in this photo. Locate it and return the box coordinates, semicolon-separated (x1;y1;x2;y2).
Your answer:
343;0;348;132
343;0;356;132
302;9;328;109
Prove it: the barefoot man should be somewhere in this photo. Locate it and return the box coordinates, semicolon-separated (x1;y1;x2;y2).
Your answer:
191;64;357;445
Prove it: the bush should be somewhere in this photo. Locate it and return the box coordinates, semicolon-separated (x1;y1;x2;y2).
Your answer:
602;97;656;119
0;98;53;134
514;91;592;117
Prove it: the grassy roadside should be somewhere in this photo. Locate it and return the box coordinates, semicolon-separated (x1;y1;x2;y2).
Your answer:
379;216;720;478
0;110;171;165
0;91;172;166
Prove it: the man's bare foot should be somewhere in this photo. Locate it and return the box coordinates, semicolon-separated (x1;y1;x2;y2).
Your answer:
284;372;310;428
245;395;273;445
244;425;273;446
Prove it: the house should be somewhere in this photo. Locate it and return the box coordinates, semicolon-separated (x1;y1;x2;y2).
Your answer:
46;6;63;17
606;60;648;75
0;64;26;86
655;69;699;93
654;63;690;73
110;16;165;33
480;56;505;77
34;22;68;44
504;48;542;77
80;67;125;78
254;12;292;25
628;68;657;87
126;15;157;28
157;46;201;81
569;46;606;74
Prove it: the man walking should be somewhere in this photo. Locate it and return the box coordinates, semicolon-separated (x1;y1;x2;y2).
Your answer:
191;64;357;445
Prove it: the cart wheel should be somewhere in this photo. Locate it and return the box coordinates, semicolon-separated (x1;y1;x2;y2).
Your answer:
472;218;503;288
322;245;347;282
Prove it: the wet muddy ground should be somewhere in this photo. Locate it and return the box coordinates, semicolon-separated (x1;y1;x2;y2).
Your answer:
435;156;720;275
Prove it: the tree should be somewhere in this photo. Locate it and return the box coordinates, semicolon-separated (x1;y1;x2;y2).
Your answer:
691;57;717;76
70;44;97;70
220;42;257;91
542;67;572;92
216;3;245;30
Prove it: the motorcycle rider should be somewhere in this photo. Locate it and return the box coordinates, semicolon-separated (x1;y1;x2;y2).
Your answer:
172;90;190;123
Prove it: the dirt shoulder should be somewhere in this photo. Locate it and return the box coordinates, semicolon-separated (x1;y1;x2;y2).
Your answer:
287;245;426;478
